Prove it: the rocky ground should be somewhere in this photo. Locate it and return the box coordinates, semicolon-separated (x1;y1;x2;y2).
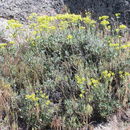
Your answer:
94;108;130;130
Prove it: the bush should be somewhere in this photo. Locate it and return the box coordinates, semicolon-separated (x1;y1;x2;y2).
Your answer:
0;13;130;129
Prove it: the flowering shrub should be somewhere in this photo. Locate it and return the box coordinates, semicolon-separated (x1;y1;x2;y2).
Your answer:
0;12;130;129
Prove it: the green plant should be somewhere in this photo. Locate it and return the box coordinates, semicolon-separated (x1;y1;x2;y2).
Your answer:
0;13;129;129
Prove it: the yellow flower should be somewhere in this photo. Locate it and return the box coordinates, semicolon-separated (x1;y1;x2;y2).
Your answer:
81;90;85;94
46;100;51;105
79;26;86;30
67;34;73;40
25;93;39;101
36;36;41;39
119;24;127;30
9;41;15;44
79;93;84;98
41;93;46;98
100;20;109;26
115;13;121;17
32;31;37;35
0;43;7;48
118;35;122;38
109;43;119;47
31;41;36;46
90;78;100;87
49;26;56;30
59;21;69;30
120;45;128;49
119;71;130;78
125;72;130;76
119;71;123;74
75;75;86;84
83;16;96;25
45;95;49;99
115;47;120;50
120;44;130;49
99;15;109;20
8;19;23;29
101;70;114;79
115;28;120;33
107;25;111;30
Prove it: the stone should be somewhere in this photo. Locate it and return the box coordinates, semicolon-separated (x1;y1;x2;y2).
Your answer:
64;0;130;24
0;0;65;22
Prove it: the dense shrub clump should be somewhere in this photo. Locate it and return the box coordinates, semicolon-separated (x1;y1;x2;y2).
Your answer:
0;13;130;129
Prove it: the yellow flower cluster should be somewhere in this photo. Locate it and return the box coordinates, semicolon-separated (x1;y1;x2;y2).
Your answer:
83;16;96;25
27;12;96;34
40;92;51;105
55;13;82;22
115;28;120;33
101;70;115;79
120;44;130;49
75;75;100;88
28;13;83;32
106;25;111;30
79;26;86;30
99;15;110;27
59;21;69;30
40;93;48;99
29;15;56;33
67;34;73;40
75;75;86;84
109;43;120;47
119;24;127;30
0;41;16;49
75;75;86;98
25;93;39;102
25;92;51;105
88;78;100;87
0;43;7;48
119;71;130;78
115;13;121;17
7;19;23;29
100;20;110;26
9;41;15;44
79;89;86;98
115;24;127;33
110;42;130;50
99;15;109;20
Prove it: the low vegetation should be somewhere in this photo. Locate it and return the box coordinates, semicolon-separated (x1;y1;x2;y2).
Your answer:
0;12;130;129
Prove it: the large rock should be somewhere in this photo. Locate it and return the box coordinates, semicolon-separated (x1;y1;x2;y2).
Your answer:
64;0;130;24
0;0;64;21
64;0;130;15
0;18;11;42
